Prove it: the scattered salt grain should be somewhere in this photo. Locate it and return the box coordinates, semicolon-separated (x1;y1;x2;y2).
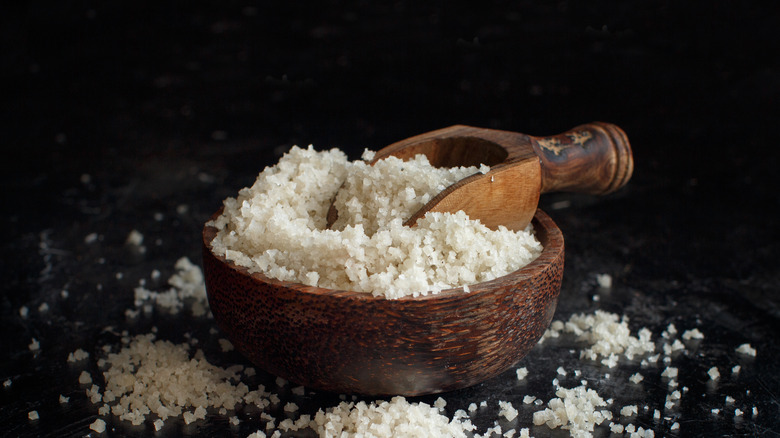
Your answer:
28;410;39;420
516;367;528;381
725;395;735;404
732;365;741;375
154;419;165;431
662;339;685;355
735;343;756;357
284;402;299;413
629;373;644;384
87;384;102;403
661;367;678;379
556;366;567;376
67;348;89;362
38;302;49;313
498;401;518;422
59;394;70;403
712;408;720;415
596;273;612;288
708;367;720;380
523;395;536;404
125;230;144;246
735;408;743;417
219;338;234;352
662;323;677;339
19;306;29;318
28;338;40;351
133;257;208;315
79;371;92;385
670;422;679;431
620;405;638;417
682;328;704;340
85;232;99;244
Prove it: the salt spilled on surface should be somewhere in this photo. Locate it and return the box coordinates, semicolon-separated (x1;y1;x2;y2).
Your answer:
131;257;209;316
74;296;761;438
50;144;760;437
208;146;542;298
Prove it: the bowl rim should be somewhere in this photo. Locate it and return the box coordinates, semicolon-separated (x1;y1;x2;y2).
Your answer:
203;207;563;302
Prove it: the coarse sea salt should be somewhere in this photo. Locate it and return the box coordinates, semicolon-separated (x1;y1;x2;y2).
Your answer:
209;146;542;298
533;384;613;435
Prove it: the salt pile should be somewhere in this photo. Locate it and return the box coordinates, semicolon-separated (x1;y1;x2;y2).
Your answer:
208;146;542;298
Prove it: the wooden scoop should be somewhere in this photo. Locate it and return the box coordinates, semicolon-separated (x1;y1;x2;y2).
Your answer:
327;122;633;231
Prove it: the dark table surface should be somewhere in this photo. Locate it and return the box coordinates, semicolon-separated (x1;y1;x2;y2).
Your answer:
2;1;779;437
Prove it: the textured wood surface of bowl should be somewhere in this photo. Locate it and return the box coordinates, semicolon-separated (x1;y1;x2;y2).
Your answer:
202;209;564;396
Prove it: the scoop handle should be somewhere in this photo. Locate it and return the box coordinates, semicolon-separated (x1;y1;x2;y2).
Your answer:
530;122;633;195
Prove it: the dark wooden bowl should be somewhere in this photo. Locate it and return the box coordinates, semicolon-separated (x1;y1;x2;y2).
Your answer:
202;209;564;396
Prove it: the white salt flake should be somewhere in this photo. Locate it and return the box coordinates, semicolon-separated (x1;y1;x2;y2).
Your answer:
735;343;756;357
596;273;612;288
708;367;720;380
682;328;704;340
498;401;518;422
89;418;106;433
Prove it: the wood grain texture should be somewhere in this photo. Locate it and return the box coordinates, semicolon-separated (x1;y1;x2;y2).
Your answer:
203;209;564;396
327;122;632;231
531;121;633;195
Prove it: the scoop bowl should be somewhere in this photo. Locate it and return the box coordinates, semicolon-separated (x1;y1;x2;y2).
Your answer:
202;209;564;396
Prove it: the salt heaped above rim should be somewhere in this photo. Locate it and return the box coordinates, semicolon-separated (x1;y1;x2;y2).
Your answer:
208;145;542;298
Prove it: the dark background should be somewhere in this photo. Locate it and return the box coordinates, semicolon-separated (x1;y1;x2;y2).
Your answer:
2;1;779;437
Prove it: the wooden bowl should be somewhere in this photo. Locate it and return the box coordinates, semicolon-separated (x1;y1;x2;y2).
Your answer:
202;209;564;396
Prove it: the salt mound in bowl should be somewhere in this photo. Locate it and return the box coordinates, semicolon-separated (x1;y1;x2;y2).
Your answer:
202;209;563;396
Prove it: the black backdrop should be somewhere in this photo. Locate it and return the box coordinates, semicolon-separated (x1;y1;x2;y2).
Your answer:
2;1;779;437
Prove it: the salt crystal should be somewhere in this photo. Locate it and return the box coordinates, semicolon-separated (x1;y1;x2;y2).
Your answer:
708;367;720;380
735;343;756;357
